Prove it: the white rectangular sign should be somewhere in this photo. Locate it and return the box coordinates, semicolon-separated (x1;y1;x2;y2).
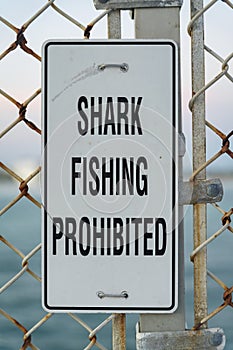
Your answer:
42;40;178;313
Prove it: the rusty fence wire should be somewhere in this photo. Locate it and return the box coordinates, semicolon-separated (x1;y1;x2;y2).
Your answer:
187;0;233;339
0;0;232;349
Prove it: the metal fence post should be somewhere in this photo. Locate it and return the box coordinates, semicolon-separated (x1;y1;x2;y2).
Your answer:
190;0;208;328
112;314;126;350
107;10;126;350
134;5;185;335
108;9;121;38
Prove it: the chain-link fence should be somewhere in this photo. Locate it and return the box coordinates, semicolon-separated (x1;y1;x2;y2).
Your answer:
0;0;232;349
187;0;233;338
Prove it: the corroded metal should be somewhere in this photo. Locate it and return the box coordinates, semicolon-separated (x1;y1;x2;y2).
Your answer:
112;314;126;350
136;325;225;349
180;179;223;205
94;0;183;9
190;0;208;328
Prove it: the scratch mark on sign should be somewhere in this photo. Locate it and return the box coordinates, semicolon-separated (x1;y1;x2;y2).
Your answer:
51;64;99;102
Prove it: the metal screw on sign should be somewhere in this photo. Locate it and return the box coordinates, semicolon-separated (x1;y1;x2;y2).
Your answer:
97;291;129;299
98;63;129;72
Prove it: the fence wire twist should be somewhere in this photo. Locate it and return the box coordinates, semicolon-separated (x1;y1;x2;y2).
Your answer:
0;0;232;349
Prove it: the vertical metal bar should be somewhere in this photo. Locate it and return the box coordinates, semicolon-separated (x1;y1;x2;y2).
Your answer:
190;0;208;327
135;6;185;333
112;314;126;350
108;10;121;39
107;10;126;350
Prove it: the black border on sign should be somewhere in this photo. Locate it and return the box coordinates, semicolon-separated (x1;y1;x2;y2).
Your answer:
43;40;177;312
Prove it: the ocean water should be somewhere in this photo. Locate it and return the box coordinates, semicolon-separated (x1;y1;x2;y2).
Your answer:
0;177;232;349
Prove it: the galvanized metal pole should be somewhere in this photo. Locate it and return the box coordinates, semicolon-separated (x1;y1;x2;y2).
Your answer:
190;0;208;328
108;9;121;38
107;10;126;350
135;6;185;334
112;313;126;350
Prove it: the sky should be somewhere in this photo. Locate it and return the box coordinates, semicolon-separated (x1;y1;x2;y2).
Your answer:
0;0;232;175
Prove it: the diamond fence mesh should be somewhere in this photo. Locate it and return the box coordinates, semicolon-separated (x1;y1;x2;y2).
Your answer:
187;0;233;335
0;1;232;349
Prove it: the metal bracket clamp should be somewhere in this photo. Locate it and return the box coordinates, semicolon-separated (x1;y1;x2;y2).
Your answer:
136;325;225;349
179;178;223;205
94;0;183;10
